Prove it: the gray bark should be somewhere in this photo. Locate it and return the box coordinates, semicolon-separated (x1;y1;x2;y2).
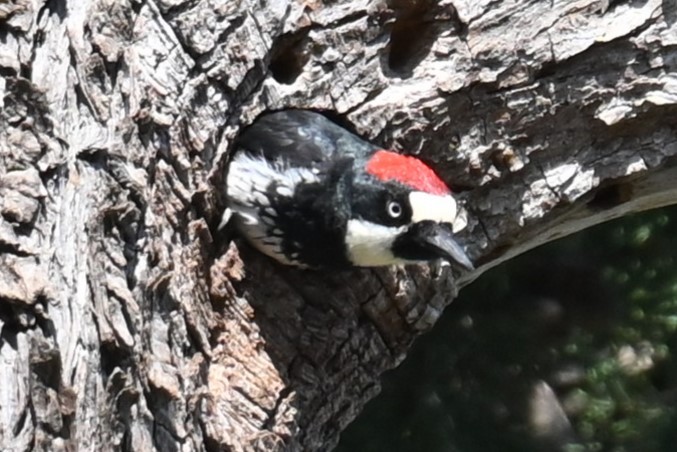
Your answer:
1;0;676;450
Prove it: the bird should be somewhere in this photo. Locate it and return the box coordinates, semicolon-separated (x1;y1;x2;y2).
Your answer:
223;109;473;270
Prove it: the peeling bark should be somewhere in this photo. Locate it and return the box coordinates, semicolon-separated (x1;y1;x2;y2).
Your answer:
1;0;676;450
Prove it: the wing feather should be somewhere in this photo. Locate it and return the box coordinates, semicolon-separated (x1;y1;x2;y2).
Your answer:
234;110;378;166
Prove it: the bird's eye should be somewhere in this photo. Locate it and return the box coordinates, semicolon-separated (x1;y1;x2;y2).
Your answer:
386;200;403;218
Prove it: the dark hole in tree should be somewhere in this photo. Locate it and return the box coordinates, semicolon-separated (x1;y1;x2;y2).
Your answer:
385;0;457;76
269;30;310;85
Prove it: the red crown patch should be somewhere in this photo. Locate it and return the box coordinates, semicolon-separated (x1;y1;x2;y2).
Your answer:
365;150;451;195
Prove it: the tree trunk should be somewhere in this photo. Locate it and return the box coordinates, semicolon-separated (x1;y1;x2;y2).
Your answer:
1;0;675;450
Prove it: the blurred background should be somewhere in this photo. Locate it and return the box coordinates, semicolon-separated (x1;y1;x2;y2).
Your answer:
338;205;677;452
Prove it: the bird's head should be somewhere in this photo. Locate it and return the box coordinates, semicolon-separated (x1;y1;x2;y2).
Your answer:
343;150;474;270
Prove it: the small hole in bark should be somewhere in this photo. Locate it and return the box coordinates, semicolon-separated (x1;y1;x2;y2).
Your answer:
385;0;457;76
43;0;67;20
269;30;310;84
30;346;62;389
587;182;634;210
0;65;15;78
204;434;221;452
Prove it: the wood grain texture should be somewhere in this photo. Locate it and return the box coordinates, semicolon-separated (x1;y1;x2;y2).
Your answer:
1;0;676;450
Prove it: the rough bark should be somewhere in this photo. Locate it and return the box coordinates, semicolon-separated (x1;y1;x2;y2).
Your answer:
0;0;676;450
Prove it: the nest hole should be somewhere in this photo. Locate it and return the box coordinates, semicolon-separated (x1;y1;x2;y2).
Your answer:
269;30;310;85
385;0;448;76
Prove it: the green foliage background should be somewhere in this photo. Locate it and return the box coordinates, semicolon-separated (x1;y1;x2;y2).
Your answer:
338;206;677;452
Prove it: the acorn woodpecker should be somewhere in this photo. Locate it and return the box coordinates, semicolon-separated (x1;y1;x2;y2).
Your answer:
224;110;473;270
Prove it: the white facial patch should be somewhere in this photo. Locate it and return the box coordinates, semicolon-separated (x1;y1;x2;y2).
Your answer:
408;192;457;224
345;219;407;266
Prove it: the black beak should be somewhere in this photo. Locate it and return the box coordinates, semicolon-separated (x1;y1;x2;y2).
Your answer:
393;222;475;271
423;223;475;271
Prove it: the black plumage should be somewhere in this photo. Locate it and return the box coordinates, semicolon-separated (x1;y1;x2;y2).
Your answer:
235;110;378;166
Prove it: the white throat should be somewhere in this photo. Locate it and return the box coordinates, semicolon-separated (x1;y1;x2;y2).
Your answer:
345;219;407;267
